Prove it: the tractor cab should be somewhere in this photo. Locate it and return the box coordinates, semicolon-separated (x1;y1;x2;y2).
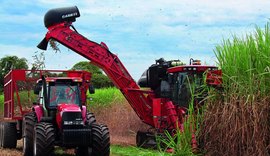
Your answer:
35;77;83;109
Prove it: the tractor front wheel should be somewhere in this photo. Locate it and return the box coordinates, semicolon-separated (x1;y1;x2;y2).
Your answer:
86;112;96;126
33;122;55;156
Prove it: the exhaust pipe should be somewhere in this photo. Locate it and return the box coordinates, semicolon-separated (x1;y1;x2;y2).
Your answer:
37;37;48;50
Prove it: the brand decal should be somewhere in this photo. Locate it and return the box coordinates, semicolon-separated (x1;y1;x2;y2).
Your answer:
62;12;78;19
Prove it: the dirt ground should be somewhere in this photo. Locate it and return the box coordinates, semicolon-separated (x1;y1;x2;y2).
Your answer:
91;100;150;146
0;140;76;156
0;140;23;156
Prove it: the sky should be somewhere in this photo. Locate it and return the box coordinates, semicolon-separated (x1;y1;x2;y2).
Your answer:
0;0;270;80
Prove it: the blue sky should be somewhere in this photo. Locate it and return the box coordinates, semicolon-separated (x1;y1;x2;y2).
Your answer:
0;0;270;80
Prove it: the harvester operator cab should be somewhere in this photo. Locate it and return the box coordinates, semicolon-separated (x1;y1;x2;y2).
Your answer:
138;58;220;108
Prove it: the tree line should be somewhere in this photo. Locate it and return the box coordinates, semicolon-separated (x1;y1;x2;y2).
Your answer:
0;55;113;92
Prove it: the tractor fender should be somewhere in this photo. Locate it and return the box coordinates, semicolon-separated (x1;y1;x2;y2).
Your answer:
32;105;44;122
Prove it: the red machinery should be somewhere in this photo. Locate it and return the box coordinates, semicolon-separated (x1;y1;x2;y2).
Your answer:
37;6;222;148
3;70;90;120
0;69;110;156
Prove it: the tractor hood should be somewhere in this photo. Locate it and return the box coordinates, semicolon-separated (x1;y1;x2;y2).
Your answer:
56;103;83;129
57;103;81;114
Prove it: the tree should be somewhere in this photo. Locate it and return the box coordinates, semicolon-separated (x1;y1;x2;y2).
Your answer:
71;61;102;74
0;56;28;91
31;51;45;70
92;74;114;88
71;61;113;88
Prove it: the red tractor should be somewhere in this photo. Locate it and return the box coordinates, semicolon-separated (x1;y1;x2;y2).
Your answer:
37;6;222;149
0;70;110;156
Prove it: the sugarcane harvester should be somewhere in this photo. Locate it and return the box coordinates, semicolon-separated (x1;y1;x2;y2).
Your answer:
37;6;222;148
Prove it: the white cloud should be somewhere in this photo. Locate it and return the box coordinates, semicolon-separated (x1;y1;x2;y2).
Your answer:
79;0;270;24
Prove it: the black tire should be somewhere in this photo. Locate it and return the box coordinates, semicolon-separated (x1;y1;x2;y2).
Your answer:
136;131;157;149
33;122;55;156
23;112;37;156
86;112;96;126
91;123;110;156
0;122;17;148
136;131;147;147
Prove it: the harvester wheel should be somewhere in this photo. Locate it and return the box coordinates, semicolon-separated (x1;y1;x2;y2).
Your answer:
136;131;147;147
136;131;157;148
22;112;37;156
86;112;96;126
91;123;110;156
0;122;17;148
33;122;55;156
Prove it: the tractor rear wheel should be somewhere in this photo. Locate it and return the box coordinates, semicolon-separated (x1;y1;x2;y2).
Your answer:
91;123;110;156
0;122;17;148
86;112;96;126
33;122;55;156
23;112;37;156
75;123;109;156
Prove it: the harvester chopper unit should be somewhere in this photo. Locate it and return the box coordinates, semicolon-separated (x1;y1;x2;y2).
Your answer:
37;6;222;148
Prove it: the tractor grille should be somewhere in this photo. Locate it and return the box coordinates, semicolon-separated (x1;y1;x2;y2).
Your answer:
62;112;82;121
62;128;91;146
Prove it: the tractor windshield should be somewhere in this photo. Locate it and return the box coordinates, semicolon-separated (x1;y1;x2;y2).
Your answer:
49;83;81;107
171;72;204;108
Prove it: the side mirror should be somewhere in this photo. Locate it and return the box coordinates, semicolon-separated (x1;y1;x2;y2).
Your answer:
89;84;95;94
33;84;41;95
